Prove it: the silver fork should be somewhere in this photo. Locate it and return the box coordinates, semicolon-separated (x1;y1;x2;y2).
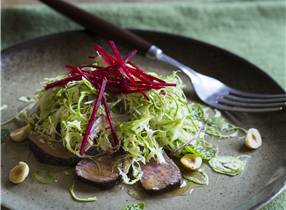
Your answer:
40;0;286;112
147;47;286;112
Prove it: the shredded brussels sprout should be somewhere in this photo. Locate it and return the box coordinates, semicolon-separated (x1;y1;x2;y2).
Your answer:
69;183;97;202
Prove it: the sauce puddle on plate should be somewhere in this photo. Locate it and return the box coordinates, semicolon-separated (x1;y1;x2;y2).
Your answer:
125;180;199;200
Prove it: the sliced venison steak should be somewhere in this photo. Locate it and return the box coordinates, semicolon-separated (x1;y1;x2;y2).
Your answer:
141;154;182;194
76;156;119;188
29;133;80;166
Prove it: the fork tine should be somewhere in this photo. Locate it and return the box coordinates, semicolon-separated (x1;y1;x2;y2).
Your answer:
213;103;283;112
223;94;286;103
229;88;286;99
217;98;286;108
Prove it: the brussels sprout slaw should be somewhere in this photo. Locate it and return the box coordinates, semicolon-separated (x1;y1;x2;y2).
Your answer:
23;67;244;183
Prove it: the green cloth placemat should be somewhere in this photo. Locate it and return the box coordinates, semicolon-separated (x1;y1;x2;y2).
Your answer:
2;1;286;89
1;1;286;209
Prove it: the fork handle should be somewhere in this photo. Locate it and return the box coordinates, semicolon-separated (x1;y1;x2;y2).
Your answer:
39;0;152;54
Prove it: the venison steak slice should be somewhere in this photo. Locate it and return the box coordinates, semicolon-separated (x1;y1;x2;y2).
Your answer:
29;133;80;166
141;154;182;194
76;156;119;189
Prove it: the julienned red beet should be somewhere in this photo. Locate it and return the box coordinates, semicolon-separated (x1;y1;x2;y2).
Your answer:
45;41;176;155
108;40;148;99
44;75;82;90
79;78;107;155
124;50;138;63
102;94;120;146
127;61;166;83
94;44;116;65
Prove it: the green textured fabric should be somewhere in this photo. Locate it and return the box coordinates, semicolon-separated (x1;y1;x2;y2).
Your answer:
1;1;286;209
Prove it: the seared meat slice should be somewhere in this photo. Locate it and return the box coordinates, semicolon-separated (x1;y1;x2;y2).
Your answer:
141;155;182;194
76;156;119;189
29;133;80;166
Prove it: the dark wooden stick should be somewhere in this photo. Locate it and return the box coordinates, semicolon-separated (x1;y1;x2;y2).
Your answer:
39;0;152;54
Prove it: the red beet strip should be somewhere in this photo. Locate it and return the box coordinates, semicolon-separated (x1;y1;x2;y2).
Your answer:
45;75;82;90
95;44;116;65
127;61;166;83
78;64;98;69
126;67;153;84
65;64;80;75
79;78;107;155
88;55;97;59
102;94;120;146
124;49;138;63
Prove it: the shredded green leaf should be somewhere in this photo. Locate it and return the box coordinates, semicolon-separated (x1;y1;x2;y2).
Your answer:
208;156;247;176
122;202;144;210
69;183;97;202
183;169;209;185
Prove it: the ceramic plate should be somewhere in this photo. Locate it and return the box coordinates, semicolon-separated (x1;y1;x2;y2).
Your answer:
1;30;285;210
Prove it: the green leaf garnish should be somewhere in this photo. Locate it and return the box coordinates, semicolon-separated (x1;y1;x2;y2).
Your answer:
122;202;144;210
184;139;217;161
183;169;209;185
208;156;247;176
